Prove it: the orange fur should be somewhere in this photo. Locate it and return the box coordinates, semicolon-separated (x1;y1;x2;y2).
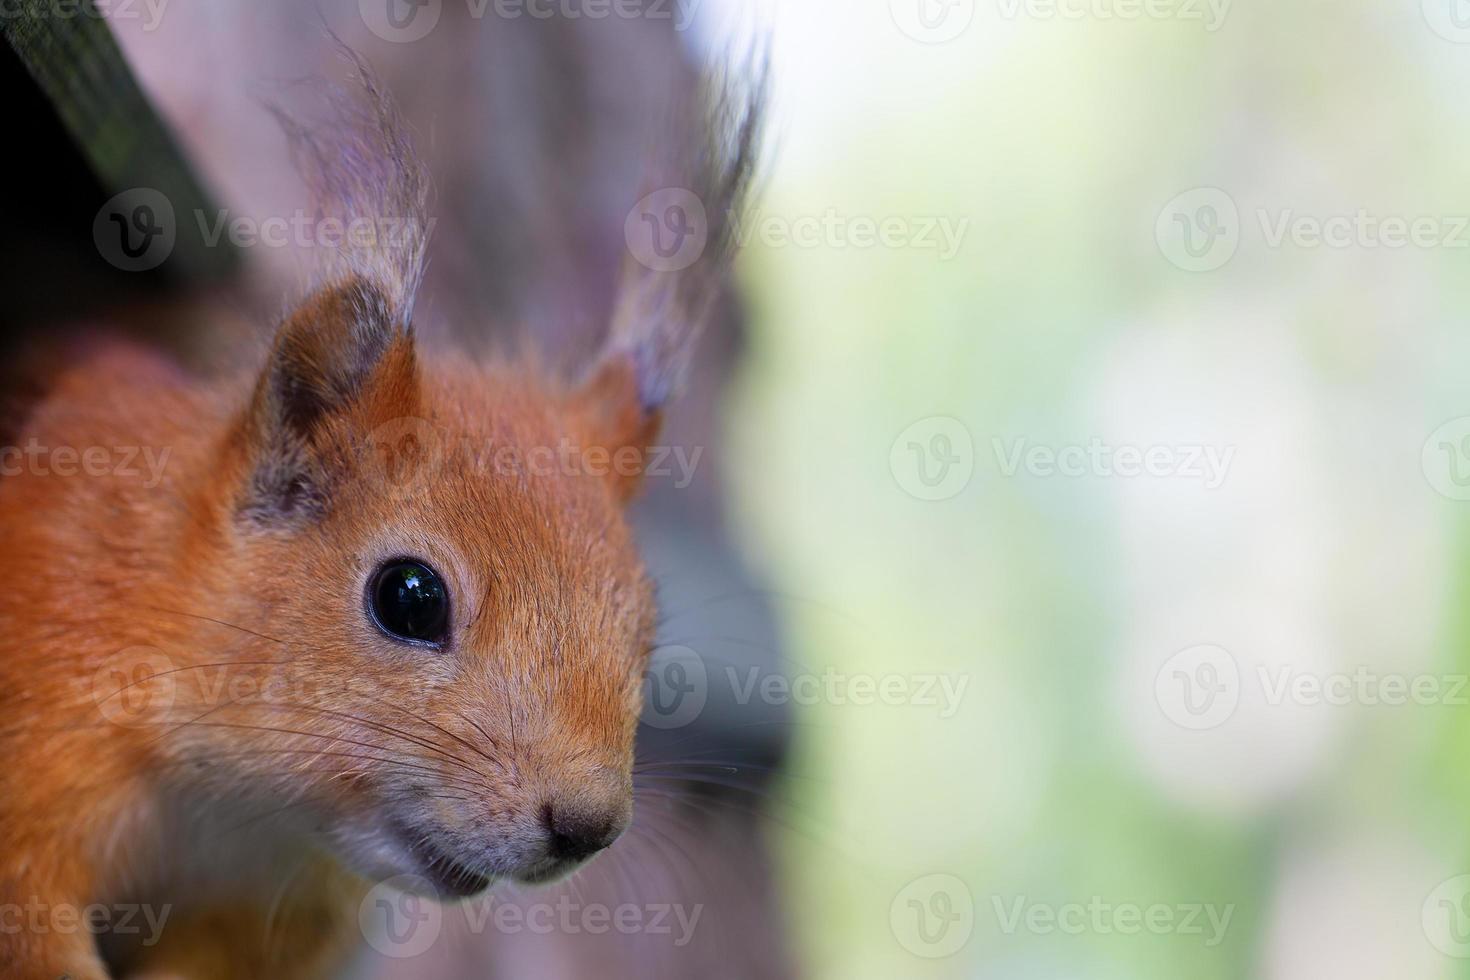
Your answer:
0;280;664;977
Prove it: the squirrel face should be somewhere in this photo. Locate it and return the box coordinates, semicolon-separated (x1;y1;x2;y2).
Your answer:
161;277;661;895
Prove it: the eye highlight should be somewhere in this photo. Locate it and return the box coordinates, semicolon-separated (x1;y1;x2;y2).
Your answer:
368;559;450;645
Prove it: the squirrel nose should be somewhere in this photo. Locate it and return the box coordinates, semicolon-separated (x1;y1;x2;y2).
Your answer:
541;803;624;862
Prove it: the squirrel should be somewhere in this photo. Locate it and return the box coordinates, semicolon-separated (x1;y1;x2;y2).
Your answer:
0;47;761;979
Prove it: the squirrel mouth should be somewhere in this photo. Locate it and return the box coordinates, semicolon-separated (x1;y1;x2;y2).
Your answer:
391;822;494;898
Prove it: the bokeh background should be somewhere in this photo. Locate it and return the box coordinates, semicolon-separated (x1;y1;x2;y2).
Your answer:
17;0;1470;976
721;0;1470;977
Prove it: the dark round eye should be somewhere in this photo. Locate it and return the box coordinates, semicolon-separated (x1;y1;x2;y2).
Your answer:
368;560;450;645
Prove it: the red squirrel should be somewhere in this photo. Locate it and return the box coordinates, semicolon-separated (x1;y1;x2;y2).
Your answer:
0;52;760;978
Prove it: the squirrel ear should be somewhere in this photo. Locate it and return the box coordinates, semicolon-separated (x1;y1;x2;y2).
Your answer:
570;353;664;504
239;276;417;522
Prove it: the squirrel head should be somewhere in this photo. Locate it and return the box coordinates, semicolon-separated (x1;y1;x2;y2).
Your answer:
138;47;760;896
155;274;667;894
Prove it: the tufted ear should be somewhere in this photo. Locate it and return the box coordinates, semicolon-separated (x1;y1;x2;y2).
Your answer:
568;353;665;503
239;277;418;523
239;46;431;524
578;62;765;501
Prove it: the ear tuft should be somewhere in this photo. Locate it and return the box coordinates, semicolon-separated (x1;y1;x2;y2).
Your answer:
265;278;398;436
266;42;432;331
239;277;416;523
602;55;766;413
571;354;664;504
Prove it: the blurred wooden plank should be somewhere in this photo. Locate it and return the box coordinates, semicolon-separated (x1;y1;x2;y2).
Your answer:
1;0;237;286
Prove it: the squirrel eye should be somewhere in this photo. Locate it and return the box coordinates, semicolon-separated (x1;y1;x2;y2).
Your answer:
368;560;450;645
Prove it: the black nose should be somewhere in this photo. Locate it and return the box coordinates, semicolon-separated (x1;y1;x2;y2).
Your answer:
542;804;620;862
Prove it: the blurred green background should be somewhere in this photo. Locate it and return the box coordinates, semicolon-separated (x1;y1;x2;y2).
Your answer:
721;0;1470;976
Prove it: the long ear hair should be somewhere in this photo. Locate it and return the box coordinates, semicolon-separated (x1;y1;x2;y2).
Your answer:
602;55;768;414
235;44;429;524
264;42;433;333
